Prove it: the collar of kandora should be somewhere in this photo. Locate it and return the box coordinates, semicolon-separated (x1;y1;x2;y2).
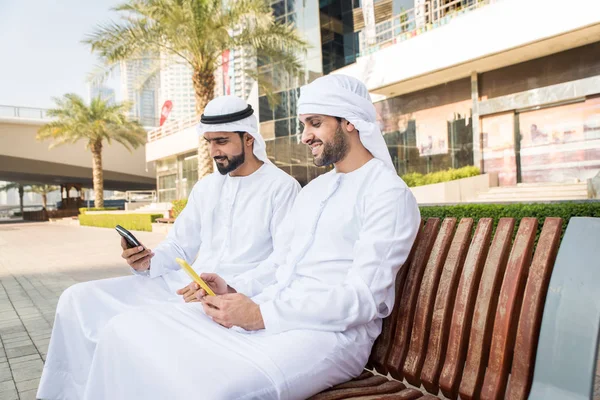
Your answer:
200;105;254;125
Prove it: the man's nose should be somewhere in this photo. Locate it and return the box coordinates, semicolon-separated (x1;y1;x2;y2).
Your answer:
301;129;313;145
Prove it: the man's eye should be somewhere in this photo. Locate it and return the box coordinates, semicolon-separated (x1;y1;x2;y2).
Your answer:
312;122;321;128
216;140;227;145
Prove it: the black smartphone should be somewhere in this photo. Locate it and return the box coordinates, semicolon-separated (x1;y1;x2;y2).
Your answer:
115;225;143;249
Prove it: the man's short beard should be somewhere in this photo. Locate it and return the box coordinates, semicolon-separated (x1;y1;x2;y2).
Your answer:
215;147;246;175
313;123;349;167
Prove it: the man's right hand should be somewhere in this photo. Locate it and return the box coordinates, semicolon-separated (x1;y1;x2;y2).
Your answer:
120;237;154;271
195;273;233;299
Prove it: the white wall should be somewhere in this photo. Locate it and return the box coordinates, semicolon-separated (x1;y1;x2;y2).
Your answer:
335;0;600;94
145;125;198;162
0;120;155;178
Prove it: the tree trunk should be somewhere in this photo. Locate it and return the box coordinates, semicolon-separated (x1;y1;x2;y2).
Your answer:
91;141;104;209
42;193;47;209
192;65;216;179
18;184;24;216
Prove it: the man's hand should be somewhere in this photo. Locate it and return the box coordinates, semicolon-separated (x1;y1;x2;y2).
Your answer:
176;282;201;302
194;273;233;299
120;237;154;271
201;293;265;331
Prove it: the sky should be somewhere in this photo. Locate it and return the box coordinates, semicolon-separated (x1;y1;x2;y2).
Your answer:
0;0;124;109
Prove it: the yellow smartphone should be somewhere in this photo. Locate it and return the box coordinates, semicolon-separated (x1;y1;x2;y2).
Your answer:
175;258;216;296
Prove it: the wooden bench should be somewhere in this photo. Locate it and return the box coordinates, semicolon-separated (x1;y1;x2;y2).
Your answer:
310;216;600;400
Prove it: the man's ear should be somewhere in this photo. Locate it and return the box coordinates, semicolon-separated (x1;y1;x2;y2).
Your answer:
245;133;255;147
344;120;355;133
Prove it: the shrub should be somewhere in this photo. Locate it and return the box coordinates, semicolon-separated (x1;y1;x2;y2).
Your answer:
402;166;481;187
79;207;120;215
419;202;600;239
79;213;163;232
171;199;188;219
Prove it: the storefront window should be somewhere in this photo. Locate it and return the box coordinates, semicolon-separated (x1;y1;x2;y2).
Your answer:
376;97;474;176
518;97;600;183
158;174;177;202
481;112;516;186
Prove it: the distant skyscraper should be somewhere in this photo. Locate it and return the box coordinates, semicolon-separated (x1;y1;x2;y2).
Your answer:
120;57;160;126
159;53;197;121
88;83;116;105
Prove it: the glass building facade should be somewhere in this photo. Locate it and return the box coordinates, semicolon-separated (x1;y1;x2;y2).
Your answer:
155;151;198;202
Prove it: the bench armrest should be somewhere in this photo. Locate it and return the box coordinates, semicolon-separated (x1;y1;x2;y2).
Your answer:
530;217;600;400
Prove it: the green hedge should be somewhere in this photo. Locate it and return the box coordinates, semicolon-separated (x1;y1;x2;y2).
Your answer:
420;202;600;239
79;207;120;215
171;200;188;219
79;213;163;232
402;166;481;187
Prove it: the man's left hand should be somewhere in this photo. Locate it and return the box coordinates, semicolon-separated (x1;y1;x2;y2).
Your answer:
201;294;265;331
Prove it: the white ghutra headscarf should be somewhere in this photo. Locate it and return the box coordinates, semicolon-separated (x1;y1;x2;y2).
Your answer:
197;95;272;165
297;75;394;171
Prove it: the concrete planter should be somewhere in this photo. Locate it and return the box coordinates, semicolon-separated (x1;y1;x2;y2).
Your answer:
409;173;499;204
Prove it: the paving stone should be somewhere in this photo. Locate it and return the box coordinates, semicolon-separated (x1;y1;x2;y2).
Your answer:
0;366;13;382
4;340;33;349
11;359;43;383
8;354;41;366
1;332;28;341
15;377;39;392
5;345;38;359
0;379;15;393
0;326;26;336
18;388;38;400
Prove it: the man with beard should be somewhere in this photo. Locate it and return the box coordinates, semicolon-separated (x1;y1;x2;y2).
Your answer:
37;95;300;400
72;75;421;400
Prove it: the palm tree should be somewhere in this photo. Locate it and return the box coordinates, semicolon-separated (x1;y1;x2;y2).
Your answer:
37;94;147;208
0;182;24;216
27;185;60;210
85;0;308;179
0;183;59;215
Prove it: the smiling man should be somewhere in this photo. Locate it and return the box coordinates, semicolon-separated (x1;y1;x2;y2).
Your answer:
37;95;300;400
68;75;421;400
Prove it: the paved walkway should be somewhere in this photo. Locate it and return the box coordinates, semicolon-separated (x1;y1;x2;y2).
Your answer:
0;222;164;400
0;222;598;399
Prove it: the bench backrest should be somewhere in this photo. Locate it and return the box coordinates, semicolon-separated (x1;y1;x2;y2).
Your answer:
369;216;563;400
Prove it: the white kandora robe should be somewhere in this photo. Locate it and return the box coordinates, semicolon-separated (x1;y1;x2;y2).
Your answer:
36;163;299;400
77;158;421;400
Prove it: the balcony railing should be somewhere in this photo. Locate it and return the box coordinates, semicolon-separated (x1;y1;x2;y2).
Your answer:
357;0;499;58
0;105;50;120
0;104;160;127
147;114;199;143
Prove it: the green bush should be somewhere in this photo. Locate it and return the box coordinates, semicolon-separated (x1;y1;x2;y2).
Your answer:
79;207;120;215
79;213;163;232
171;200;188;219
402;166;481;187
420;202;600;239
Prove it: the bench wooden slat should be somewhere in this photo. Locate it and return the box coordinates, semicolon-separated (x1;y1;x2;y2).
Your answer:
420;218;474;395
403;218;457;386
507;217;563;400
387;218;441;380
459;218;515;400
480;217;538;400
439;218;493;399
371;221;424;374
371;388;425;399
309;381;407;400
324;375;390;390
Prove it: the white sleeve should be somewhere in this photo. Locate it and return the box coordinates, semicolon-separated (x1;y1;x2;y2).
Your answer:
258;188;421;333
229;182;299;296
145;182;204;279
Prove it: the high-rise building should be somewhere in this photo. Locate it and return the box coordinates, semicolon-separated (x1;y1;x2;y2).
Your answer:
120;57;160;126
88;83;116;105
158;53;197;121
